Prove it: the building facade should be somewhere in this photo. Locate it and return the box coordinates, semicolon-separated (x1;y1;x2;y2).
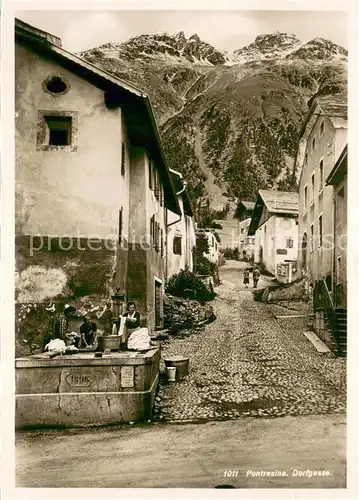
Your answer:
15;19;181;333
326;144;347;308
248;190;299;280
166;169;195;280
195;229;219;265
236;201;255;260
295;95;347;288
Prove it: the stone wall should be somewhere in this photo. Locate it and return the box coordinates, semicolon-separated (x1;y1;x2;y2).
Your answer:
253;278;308;303
163;294;215;333
15;236;118;356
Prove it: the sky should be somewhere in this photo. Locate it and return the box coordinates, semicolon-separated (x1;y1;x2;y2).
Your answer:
16;10;348;53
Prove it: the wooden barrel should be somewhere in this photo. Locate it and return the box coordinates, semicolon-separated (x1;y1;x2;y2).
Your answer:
164;356;189;380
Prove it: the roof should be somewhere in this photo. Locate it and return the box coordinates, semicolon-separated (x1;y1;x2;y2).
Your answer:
235;200;255;219
241;201;255;211
15;18;181;215
326;144;348;187
259;190;299;214
299;94;348;140
248;190;299;235
169;169;194;217
295;94;347;188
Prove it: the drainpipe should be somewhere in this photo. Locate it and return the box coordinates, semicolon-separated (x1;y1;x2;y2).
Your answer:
165;181;187;281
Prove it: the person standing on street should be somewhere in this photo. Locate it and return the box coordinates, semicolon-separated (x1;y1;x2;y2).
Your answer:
253;267;260;288
243;269;250;288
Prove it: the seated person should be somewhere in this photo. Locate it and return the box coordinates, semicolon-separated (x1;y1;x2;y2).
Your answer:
123;302;140;329
43;304;77;351
77;315;98;348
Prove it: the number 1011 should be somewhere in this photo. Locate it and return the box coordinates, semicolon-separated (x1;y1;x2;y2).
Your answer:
224;470;239;477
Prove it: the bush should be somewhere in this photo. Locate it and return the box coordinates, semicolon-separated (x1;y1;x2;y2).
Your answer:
165;269;216;301
223;247;239;260
218;253;226;266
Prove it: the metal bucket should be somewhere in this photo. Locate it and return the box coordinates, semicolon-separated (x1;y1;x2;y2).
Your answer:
166;366;176;382
164;356;189;381
97;335;121;352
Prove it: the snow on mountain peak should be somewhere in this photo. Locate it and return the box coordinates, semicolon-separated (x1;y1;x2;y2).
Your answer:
81;30;347;67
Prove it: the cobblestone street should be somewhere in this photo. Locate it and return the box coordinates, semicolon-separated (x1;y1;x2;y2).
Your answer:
155;260;346;422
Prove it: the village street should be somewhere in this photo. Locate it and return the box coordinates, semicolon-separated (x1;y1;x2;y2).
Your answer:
155;260;346;422
16;260;347;488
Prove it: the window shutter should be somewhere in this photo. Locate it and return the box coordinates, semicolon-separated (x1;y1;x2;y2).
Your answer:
149;161;153;190
118;207;123;244
150;215;154;246
160;184;163;206
154;169;158;199
155;222;160;251
121;143;125;177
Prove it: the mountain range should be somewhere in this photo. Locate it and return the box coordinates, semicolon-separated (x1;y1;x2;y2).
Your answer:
79;31;347;214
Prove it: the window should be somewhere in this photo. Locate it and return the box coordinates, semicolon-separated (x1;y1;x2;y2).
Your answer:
173;235;182;255
121;142;126;177
319;160;324;191
311;173;315;201
43;75;69;95
37;110;78;151
286;238;294;249
160;229;164;256
45;116;72;145
320;120;325;136
212;236;215;248
310;224;314;252
304;185;308;209
312;136;316;152
318;215;323;247
304;152;308;165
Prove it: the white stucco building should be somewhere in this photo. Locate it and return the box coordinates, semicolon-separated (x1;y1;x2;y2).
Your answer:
236;201;255;260
248;190;299;281
195;229;219;264
166;169;196;279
